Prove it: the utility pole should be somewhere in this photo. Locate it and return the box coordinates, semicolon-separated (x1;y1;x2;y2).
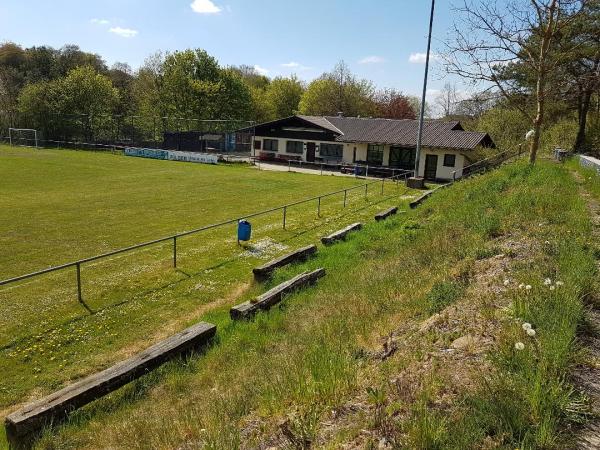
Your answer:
409;0;435;188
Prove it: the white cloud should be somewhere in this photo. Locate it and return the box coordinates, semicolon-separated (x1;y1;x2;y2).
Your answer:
191;0;222;14
90;18;110;25
408;52;441;64
254;65;269;76
358;55;385;64
281;61;311;71
109;27;138;38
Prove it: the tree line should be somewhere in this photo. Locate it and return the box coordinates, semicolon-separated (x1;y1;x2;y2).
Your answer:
0;45;419;144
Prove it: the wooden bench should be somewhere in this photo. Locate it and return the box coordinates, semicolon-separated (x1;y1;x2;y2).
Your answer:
253;245;317;281
321;223;363;245
231;268;325;320
5;322;216;446
374;207;399;221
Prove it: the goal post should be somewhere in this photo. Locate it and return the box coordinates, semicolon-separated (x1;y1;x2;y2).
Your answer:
9;128;39;148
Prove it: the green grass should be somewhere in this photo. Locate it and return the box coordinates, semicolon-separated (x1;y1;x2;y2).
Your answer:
0;145;415;419
23;159;596;449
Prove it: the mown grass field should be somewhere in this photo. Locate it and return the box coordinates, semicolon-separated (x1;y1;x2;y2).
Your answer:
0;145;416;441
20;157;597;449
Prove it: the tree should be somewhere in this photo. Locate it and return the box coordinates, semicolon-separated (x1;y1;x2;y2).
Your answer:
0;42;26;121
55;45;107;77
454;91;497;118
18;66;118;140
434;83;458;118
444;0;584;163
109;63;135;116
230;65;274;122
299;61;376;117
266;75;304;118
159;49;252;123
299;78;340;116
556;0;600;150
375;88;417;119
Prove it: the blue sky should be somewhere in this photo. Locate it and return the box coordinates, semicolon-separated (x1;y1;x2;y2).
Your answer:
0;0;464;100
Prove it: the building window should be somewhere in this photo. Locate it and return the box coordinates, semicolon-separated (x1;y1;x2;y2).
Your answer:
443;154;456;167
253;140;262;150
320;143;343;159
389;146;415;170
286;140;304;154
263;139;278;152
367;144;384;165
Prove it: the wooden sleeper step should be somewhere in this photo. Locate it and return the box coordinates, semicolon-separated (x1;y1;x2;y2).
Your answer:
374;207;399;221
320;223;363;245
5;322;217;447
253;245;317;281
231;268;326;320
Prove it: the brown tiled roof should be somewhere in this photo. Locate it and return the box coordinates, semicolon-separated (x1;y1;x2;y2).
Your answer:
241;115;495;150
320;116;493;150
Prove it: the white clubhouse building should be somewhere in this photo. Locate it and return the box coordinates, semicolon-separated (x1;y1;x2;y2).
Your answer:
247;115;495;180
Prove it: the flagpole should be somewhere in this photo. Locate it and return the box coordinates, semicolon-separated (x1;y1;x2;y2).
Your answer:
413;0;436;180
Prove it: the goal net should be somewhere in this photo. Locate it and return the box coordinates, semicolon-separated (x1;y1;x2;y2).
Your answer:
9;128;38;148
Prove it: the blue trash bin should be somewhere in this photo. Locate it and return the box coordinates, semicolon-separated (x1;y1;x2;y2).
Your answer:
238;220;251;242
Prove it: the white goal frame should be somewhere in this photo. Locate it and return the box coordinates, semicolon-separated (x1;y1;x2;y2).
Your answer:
9;128;38;148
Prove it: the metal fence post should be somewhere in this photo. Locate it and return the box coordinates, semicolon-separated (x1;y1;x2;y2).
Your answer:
365;183;368;199
173;236;177;268
76;262;82;303
317;197;321;217
288;160;291;172
283;206;287;229
343;189;347;208
366;165;369;178
320;164;323;175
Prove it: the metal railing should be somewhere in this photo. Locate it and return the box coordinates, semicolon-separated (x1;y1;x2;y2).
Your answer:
251;156;411;179
451;147;524;181
0;169;413;306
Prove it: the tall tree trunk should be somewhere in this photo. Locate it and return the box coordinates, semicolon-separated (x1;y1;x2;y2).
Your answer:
530;74;546;164
575;90;592;151
528;0;558;165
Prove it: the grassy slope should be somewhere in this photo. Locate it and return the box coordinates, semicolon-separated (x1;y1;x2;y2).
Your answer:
30;159;597;449
0;146;415;429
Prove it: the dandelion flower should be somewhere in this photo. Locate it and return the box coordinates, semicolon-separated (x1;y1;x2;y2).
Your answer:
525;285;532;290
556;281;564;286
515;342;525;351
549;285;555;291
543;278;552;285
526;328;536;337
504;279;510;286
522;322;532;330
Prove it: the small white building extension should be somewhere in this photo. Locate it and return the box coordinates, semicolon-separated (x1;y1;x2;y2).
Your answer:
245;115;495;180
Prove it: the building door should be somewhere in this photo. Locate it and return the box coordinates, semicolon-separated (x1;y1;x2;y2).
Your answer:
424;154;438;180
306;142;316;162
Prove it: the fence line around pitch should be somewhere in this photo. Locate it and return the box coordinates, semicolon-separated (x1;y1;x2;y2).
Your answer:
250;156;412;179
0;169;413;306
